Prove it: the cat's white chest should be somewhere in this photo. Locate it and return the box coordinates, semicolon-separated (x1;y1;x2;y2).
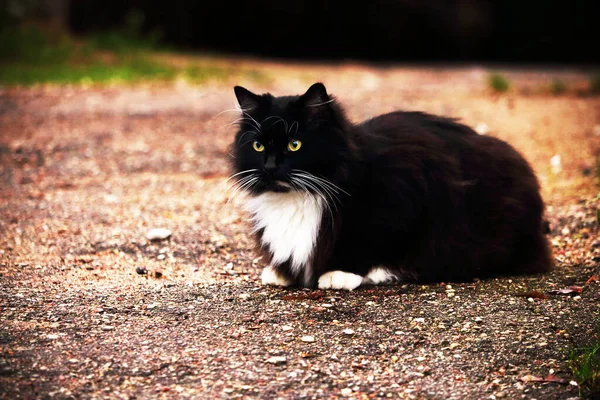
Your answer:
244;192;323;273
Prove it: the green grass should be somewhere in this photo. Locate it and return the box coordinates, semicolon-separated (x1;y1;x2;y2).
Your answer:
569;322;600;397
0;16;269;86
0;57;177;85
590;72;600;95
0;58;268;86
550;78;567;95
488;73;510;93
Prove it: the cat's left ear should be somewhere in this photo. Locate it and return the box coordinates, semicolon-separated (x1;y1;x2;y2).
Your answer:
300;82;331;108
234;86;262;112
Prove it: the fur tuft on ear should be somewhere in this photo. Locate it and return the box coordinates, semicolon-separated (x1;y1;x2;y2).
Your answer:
234;86;262;112
301;83;332;107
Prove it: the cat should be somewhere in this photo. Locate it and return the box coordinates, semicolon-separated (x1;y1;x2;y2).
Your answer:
229;82;552;290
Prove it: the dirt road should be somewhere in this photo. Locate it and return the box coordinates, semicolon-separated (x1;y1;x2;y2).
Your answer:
1;62;599;399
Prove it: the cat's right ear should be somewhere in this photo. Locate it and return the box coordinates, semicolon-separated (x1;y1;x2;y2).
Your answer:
301;82;330;107
234;86;262;112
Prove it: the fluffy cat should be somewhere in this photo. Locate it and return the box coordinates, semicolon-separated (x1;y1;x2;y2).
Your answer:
229;83;552;290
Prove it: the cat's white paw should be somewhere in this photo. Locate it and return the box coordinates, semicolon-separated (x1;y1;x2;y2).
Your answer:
365;267;399;285
317;271;363;290
261;266;293;287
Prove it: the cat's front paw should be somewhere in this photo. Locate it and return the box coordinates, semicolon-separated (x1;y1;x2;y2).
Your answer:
317;271;363;290
261;266;293;287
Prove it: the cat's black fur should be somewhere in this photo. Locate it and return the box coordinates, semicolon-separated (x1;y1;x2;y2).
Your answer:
231;83;552;287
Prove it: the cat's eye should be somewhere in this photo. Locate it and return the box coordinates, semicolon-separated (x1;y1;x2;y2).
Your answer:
288;140;302;152
252;141;265;152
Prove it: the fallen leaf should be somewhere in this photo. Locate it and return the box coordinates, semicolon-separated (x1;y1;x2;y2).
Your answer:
547;285;583;295
56;181;75;189
586;275;599;284
543;375;568;384
515;291;549;299
520;375;544;382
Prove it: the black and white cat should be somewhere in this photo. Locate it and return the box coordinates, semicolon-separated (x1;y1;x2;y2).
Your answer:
230;83;552;290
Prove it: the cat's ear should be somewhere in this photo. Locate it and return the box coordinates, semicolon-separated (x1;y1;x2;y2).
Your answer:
234;86;262;112
300;82;331;108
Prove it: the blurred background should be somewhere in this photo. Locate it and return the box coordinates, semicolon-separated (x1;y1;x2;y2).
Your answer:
1;0;599;88
66;0;598;64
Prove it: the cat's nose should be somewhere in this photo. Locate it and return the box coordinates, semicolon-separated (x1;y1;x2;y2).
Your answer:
264;156;277;175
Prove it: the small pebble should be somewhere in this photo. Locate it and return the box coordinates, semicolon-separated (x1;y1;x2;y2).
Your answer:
474;317;483;323
135;267;147;275
551;155;562;174
341;388;353;396
101;325;115;331
47;334;59;340
475;122;489;135
146;228;172;241
414;318;425;323
301;335;315;342
157;254;166;260
281;325;293;331
265;356;286;365
343;328;355;335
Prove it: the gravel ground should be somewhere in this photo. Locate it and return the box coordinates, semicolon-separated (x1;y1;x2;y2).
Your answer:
1;61;600;399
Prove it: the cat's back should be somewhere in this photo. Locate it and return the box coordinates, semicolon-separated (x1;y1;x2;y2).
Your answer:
359;110;478;142
354;109;540;206
357;110;525;168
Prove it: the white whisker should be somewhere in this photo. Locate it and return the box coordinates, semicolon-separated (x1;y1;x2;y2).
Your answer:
226;169;259;183
237;130;258;145
226;175;259;207
235;102;262;130
291;176;334;224
210;107;243;122
292;170;350;196
307;99;335;107
262;116;288;132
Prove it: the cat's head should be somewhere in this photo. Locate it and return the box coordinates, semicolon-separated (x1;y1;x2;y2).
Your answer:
230;83;351;196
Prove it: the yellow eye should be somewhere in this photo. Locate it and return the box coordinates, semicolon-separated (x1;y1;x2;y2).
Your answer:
288;140;302;152
252;141;265;152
